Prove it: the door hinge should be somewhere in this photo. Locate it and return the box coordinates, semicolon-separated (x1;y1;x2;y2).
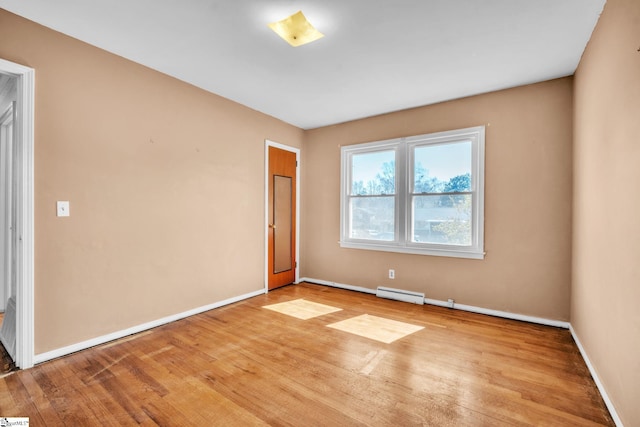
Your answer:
296;161;298;167
295;262;298;268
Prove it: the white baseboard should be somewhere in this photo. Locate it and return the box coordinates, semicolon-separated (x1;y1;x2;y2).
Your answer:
434;300;570;329
569;325;623;427
301;277;569;329
301;277;376;295
34;289;265;365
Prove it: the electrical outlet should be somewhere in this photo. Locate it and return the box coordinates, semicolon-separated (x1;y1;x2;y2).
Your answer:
388;269;395;279
447;298;455;308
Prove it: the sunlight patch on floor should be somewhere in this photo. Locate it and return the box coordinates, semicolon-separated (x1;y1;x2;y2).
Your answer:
263;299;342;320
327;314;424;344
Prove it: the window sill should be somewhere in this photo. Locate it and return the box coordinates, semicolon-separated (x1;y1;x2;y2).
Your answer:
339;240;485;260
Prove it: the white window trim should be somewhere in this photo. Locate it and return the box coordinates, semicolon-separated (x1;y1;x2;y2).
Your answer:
340;126;485;260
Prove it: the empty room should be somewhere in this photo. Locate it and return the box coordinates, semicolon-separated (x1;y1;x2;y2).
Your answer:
0;0;638;425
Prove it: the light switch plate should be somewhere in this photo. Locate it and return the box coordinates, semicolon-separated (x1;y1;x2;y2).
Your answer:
57;201;70;217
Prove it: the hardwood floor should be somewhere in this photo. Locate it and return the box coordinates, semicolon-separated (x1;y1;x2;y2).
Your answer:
0;283;613;426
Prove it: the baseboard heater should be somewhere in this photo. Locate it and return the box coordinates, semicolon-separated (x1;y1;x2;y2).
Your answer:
376;287;425;305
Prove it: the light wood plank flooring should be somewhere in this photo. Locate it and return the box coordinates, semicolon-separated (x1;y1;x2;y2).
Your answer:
0;283;613;426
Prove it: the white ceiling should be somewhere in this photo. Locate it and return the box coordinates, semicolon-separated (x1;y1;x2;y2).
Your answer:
0;0;605;129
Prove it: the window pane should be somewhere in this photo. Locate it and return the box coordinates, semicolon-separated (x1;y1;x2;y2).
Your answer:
350;196;395;241
351;150;395;195
414;141;471;193
412;194;472;245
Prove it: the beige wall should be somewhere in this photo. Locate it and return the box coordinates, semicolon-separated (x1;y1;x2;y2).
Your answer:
0;9;303;353
572;0;640;425
302;78;573;321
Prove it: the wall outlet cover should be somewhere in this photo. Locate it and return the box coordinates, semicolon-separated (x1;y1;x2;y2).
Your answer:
57;201;70;217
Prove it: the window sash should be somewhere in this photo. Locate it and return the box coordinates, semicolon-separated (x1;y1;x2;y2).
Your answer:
347;195;396;242
348;147;397;197
340;126;484;259
409;193;473;247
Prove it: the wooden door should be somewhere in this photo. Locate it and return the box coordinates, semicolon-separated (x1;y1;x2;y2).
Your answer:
267;146;296;290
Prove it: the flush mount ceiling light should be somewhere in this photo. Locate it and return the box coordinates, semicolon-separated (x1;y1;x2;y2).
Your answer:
268;10;324;47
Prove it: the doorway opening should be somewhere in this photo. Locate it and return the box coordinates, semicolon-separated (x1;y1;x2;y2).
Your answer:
0;93;17;372
0;59;35;370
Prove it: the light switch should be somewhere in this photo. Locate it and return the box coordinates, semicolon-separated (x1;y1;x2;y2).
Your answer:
57;201;70;217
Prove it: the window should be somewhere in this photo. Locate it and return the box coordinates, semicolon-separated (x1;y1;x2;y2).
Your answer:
340;126;485;259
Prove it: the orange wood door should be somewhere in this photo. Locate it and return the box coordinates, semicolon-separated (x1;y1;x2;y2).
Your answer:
268;146;297;290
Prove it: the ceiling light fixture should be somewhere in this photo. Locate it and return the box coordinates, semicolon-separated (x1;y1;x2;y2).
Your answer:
268;10;324;47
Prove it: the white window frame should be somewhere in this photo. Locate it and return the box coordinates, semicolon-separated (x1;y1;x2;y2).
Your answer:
340;126;485;259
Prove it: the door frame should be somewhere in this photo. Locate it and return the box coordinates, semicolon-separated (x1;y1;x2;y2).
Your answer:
0;59;35;369
264;140;300;292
